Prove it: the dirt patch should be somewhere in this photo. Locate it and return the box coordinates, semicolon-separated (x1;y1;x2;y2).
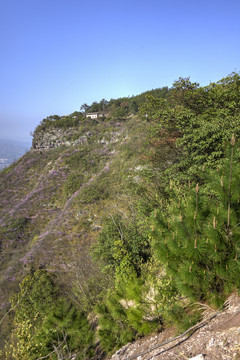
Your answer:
111;294;240;360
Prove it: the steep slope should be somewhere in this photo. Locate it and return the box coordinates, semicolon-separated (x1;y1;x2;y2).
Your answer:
110;293;240;360
2;74;239;359
0;115;156;325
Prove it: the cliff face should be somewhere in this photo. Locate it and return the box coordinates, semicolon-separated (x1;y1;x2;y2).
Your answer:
32;127;91;149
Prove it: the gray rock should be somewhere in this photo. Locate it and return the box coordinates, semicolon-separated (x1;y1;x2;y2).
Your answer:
32;128;91;150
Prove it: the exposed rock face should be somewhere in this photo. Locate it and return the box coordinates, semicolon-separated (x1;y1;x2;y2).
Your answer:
32;128;92;149
111;293;240;360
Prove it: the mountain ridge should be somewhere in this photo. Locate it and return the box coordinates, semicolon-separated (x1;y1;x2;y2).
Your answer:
1;74;240;359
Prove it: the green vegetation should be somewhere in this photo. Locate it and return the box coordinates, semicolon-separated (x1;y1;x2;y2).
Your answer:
151;136;240;307
92;215;150;279
35;113;84;132
5;271;94;360
0;72;240;359
95;275;160;352
142;72;240;181
80;87;169;119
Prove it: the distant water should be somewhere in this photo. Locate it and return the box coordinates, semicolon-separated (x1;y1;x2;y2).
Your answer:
0;139;31;170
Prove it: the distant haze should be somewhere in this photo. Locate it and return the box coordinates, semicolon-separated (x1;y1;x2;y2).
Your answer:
1;115;35;143
0;138;31;170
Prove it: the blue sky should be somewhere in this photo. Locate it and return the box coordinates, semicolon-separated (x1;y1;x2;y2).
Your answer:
0;0;239;142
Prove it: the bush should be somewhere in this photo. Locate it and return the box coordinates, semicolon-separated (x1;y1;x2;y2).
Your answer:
95;274;160;353
92;215;150;278
5;271;94;360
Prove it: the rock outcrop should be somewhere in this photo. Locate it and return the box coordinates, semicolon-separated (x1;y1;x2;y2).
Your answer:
32;128;92;149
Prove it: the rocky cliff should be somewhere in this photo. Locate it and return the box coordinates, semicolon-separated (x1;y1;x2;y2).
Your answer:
32;127;92;149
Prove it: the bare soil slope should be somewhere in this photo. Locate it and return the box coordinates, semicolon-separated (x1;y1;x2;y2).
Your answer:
111;294;240;360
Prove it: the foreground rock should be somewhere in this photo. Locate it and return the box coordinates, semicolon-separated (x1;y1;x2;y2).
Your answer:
111;293;240;360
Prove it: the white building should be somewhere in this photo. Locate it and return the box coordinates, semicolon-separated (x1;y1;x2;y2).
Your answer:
86;111;109;119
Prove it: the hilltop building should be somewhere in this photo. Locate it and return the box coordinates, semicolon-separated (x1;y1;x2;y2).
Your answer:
86;111;109;119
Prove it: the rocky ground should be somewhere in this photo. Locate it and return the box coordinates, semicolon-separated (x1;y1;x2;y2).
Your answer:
111;294;240;360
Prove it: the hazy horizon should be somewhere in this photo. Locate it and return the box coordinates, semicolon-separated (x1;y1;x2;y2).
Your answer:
0;137;32;145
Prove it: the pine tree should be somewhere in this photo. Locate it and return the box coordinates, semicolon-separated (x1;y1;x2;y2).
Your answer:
95;289;136;353
39;299;95;360
151;136;240;306
95;274;160;353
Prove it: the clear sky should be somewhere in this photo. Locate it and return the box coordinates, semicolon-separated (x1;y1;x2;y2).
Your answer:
1;0;239;142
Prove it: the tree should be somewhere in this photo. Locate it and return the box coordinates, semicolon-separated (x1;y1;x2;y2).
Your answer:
99;98;109;110
5;271;94;360
95;274;160;353
39;300;94;360
6;270;57;360
92;215;150;280
151;136;240;307
140;72;240;182
80;103;90;113
89;101;99;112
11;270;57;324
129;99;139;114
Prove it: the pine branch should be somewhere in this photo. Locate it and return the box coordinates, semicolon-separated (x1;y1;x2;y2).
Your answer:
194;183;199;248
227;134;235;232
35;339;65;360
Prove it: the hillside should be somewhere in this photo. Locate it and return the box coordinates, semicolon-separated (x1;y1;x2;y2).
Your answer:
0;116;153;291
0;112;171;358
0;73;240;360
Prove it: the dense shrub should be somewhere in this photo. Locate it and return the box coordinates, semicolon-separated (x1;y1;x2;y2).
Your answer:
5;271;94;360
92;215;150;279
